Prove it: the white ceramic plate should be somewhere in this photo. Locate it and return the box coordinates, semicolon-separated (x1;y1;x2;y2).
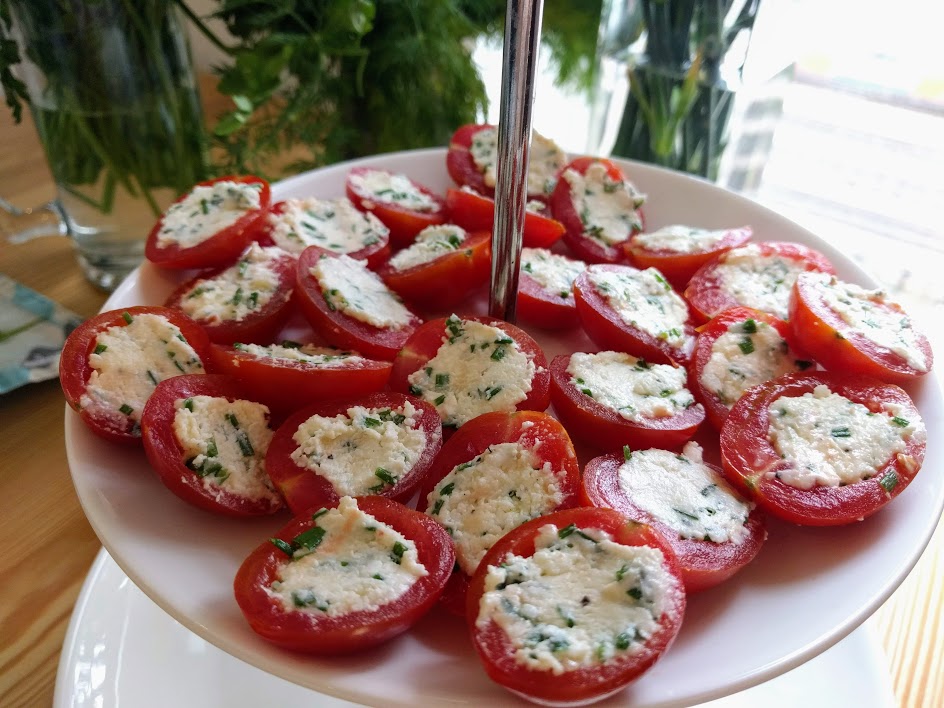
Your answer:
65;149;944;707
54;549;897;708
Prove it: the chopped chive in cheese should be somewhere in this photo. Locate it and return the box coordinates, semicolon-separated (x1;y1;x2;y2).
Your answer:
587;266;692;351
178;244;285;324
79;314;204;423
267;497;427;616
699;318;807;407
476;524;681;675
631;225;732;254
310;254;414;329
349;169;439;212
233;342;363;366
469;128;567;196
157;180;261;249
267;197;389;255
801;272;928;371
173;394;278;502
406;317;536;427
567;351;698;423
617;442;752;544
767;385;926;490
388;224;467;271
563;163;645;246
290;402;426;496
424;442;565;574
520;247;586;299
714;244;810;320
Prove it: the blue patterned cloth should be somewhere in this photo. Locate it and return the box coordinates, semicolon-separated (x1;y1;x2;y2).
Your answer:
0;275;83;394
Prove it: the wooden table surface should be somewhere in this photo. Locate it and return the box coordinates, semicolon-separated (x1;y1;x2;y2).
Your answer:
1;88;941;708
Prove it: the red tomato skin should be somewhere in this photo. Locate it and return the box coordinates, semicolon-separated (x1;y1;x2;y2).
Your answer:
415;410;583;615
446;123;494;196
683;241;836;324
688;306;814;430
624;226;753;291
163;249;297;345
549;354;704;452
466;507;686;706
208;343;391;417
720;371;926;526
444;188;565;249
257;200;390;269
582;452;766;592
345;167;447;249
377;230;491;309
388;315;551;423
573;265;697;366
140;374;284;516
265;392;442;515
516;272;580;329
234;495;455;654
294;246;422;361
788;274;933;384
60;306;213;445
549;157;644;264
145;176;271;270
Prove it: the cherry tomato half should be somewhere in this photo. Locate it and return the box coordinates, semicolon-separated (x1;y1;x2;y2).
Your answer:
446;124;495;196
515;247;586;330
444;188;565;249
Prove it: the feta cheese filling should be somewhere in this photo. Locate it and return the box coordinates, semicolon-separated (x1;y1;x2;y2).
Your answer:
563;163;645;246
715;245;810;320
156;180;262;249
521;247;586;300
469;127;567;196
268;497;427;616
310;254;414;329
567;351;698;423
173;394;278;502
699;317;812;407
425;442;565;574
178;244;285;323
618;442;752;544
267;197;388;255
348;169;439;212
233;342;363;366
290;403;426;496
80;313;204;423
588;266;691;351
388;224;467;272
767;385;925;490
802;272;928;371
477;524;682;675
632;225;731;254
407;316;536;427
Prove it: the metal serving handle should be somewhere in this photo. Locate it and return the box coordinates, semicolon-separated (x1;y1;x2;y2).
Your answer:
488;0;545;323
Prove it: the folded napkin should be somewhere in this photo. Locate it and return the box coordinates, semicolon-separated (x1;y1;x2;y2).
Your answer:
0;274;84;394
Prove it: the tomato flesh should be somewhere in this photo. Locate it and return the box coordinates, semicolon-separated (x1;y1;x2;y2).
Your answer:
444;188;565;249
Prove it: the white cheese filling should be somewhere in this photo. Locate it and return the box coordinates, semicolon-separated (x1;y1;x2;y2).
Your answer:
388;224;467;271
268;496;427;616
563;163;645;246
290;402;426;496
521;247;586;300
767;385;925;490
310;254;414;329
803;272;928;371
424;442;564;574
172;394;278;502
348;169;439;212
233;342;363;366
157;180;261;249
79;313;204;423
618;442;752;544
588;266;692;351
178;244;284;323
715;245;809;320
406;316;536;427
267;197;388;255
477;524;682;675
567;351;698;423
469;127;567;196
632;224;731;254
699;318;811;408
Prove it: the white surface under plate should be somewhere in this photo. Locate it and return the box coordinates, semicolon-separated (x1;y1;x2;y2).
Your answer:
65;149;944;707
54;549;898;708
